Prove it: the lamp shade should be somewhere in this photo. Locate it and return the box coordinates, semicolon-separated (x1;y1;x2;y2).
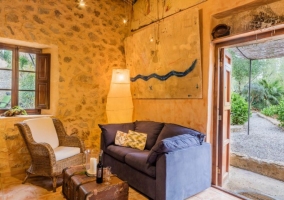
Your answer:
111;69;130;84
106;69;133;123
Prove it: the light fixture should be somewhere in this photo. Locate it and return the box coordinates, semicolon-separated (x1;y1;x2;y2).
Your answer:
78;0;86;7
123;19;128;24
106;69;133;123
122;0;128;24
149;34;154;42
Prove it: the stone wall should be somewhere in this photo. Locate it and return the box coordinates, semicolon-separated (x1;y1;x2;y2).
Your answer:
0;117;33;176
0;0;129;175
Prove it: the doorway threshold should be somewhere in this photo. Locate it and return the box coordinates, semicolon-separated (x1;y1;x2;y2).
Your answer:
223;166;284;200
212;185;246;199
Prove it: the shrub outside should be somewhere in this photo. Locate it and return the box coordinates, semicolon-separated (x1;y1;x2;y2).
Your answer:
231;93;249;125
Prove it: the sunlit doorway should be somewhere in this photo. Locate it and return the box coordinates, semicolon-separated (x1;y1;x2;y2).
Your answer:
213;28;284;200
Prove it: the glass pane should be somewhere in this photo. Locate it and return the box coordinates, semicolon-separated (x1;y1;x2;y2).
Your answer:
0;70;12;89
0;91;11;109
19;91;35;109
19;52;36;71
19;72;35;90
0;49;12;69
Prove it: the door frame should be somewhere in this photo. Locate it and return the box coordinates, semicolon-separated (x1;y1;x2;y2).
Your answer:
211;24;284;186
217;49;232;186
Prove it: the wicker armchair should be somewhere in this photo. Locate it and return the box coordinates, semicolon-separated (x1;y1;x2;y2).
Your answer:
15;117;85;192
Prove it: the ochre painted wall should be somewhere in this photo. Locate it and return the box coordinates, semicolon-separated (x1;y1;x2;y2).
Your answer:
131;0;267;137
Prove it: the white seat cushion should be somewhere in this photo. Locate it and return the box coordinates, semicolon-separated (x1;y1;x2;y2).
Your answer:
53;146;81;161
24;117;59;149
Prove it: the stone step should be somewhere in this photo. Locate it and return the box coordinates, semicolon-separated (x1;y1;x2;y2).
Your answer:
230;152;284;182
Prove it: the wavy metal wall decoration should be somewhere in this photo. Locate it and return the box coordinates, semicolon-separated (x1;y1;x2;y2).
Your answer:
130;59;197;82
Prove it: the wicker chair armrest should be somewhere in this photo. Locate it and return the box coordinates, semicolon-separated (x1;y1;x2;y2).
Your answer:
15;122;57;166
60;135;85;153
29;142;57;166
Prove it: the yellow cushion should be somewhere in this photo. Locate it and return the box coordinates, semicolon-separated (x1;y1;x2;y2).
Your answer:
126;130;147;150
115;131;128;147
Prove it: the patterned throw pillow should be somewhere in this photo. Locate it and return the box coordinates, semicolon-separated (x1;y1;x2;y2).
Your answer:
126;130;147;150
115;131;128;147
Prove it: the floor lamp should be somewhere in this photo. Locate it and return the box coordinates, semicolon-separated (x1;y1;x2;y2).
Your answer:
106;69;133;123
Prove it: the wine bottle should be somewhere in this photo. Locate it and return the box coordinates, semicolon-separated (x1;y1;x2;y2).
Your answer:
96;150;103;183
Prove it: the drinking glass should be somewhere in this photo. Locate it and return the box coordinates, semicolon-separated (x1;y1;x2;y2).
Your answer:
104;166;111;184
84;149;91;171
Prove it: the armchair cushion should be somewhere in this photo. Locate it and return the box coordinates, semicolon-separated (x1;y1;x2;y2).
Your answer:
53;146;81;161
24;117;59;149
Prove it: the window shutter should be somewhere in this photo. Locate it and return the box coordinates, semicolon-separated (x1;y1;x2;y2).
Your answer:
35;54;50;109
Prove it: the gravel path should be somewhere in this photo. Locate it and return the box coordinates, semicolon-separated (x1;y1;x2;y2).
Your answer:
231;112;284;163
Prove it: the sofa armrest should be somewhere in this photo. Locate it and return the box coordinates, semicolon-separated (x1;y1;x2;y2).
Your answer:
156;142;211;200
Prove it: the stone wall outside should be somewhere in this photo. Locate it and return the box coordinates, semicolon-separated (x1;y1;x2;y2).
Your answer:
231;152;284;182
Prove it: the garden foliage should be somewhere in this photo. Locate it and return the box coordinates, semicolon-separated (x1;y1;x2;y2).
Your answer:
261;105;278;117
261;100;284;127
277;100;284;127
231;93;249;125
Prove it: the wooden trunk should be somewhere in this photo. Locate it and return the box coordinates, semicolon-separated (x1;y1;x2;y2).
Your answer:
62;165;87;199
62;165;128;200
79;178;129;200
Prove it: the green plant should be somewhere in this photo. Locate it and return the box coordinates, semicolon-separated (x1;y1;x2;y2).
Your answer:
242;83;265;110
261;105;278;117
277;100;284;127
0;50;12;69
231;93;249;125
259;79;284;106
1;106;27;117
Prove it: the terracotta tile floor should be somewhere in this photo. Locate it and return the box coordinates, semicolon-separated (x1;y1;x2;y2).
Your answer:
0;173;242;200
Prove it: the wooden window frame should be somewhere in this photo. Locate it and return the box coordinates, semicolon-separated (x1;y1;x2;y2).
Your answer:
0;43;50;115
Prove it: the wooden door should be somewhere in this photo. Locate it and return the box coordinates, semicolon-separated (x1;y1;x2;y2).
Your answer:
218;49;232;186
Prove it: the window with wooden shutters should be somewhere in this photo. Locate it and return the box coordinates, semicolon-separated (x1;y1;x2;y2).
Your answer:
0;43;51;114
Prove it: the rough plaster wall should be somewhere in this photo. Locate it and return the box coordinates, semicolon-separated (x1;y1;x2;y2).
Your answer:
132;0;280;136
0;0;128;175
212;1;284;36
